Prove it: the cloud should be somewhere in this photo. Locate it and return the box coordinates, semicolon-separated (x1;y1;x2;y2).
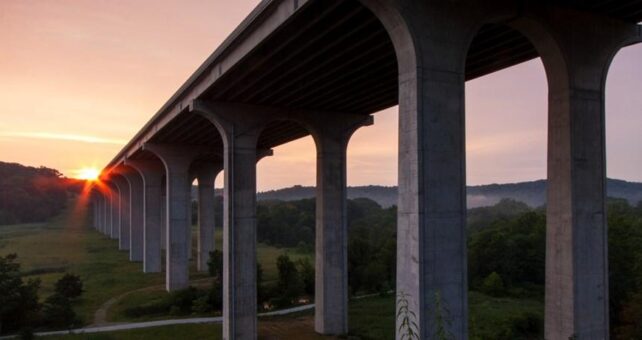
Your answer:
0;131;126;145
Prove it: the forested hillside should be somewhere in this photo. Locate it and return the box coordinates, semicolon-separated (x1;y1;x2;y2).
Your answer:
0;161;82;225
253;178;642;208
247;197;642;339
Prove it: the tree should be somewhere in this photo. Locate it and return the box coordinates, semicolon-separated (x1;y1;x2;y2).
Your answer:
257;263;266;306
54;274;83;299
481;272;505;297
0;254;41;335
297;258;315;296
207;250;223;279
42;293;77;329
274;254;303;307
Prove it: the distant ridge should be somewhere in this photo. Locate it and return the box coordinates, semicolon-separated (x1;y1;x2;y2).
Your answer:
254;179;642;208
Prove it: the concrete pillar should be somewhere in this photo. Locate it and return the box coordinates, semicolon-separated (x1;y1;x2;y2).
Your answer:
119;167;145;262
94;197;100;230
192;162;223;272
161;189;167;250
112;175;131;252
127;159;165;273
92;194;99;230
106;181;120;240
187;196;193;261
303;114;371;335
102;190;109;235
98;194;105;233
192;101;269;340
510;8;641;340
358;2;504;338
145;144;200;291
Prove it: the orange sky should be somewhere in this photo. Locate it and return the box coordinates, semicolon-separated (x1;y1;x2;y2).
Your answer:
1;1;641;190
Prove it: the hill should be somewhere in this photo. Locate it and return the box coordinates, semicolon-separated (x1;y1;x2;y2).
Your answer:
0;161;83;225
254;178;642;208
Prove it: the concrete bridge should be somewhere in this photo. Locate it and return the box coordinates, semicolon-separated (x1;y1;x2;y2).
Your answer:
88;1;642;339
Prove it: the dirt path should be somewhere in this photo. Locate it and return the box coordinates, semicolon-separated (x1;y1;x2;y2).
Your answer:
92;277;214;325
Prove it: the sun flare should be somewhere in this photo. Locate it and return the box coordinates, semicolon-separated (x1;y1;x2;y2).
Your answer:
73;167;100;181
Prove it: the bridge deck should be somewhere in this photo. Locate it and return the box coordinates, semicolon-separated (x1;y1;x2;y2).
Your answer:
105;0;642;169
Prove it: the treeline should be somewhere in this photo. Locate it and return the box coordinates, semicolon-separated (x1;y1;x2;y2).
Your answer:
0;162;82;225
250;196;642;339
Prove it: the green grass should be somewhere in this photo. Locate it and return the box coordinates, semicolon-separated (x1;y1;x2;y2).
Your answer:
4;200;542;339
0;200;313;325
348;291;543;340
0;202;168;324
348;294;395;339
108;238;314;322
44;292;543;339
43;323;222;340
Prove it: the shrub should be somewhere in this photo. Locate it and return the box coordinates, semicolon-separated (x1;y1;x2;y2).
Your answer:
297;258;314;296
166;287;199;315
481;272;505;297
207;250;223;278
54;274;83;299
42;293;77;329
275;254;303;307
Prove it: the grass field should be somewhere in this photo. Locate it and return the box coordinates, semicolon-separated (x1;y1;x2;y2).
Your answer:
0;199;313;325
45;292;543;339
4;199;543;339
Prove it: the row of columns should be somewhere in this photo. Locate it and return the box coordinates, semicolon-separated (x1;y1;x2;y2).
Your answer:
87;2;641;339
88;103;370;339
358;2;640;340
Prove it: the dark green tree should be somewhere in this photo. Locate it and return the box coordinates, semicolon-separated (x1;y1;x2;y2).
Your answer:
207;250;223;279
0;254;41;335
297;258;315;296
54;274;83;299
274;254;303;307
42;293;77;329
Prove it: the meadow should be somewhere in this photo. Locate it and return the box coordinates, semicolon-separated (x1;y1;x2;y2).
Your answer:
2;200;544;339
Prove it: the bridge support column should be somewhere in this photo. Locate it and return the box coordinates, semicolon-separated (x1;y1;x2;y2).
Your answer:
106;181;120;240
145;144;201;291
359;2;501;338
102;191;109;235
161;179;167;252
112;175;131;252
92;195;100;231
119;167;145;262
98;194;105;234
192;162;223;272
192;101;275;340
95;198;101;231
127;159;165;273
304;114;372;335
511;9;641;340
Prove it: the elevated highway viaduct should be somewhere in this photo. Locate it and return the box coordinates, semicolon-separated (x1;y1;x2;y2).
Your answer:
89;0;642;339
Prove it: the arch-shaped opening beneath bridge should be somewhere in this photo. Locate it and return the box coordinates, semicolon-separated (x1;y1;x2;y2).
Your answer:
465;23;548;340
605;41;642;339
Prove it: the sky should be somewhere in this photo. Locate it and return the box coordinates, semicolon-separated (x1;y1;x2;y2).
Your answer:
1;1;641;191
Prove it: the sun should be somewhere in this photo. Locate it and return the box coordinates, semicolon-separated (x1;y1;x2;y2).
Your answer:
74;167;100;181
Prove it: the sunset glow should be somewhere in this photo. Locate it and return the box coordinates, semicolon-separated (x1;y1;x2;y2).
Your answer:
73;167;100;181
0;1;640;188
